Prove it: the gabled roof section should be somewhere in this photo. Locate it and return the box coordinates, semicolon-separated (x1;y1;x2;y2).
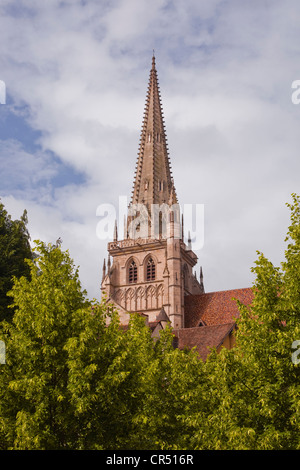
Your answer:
184;287;254;328
173;323;236;361
156;306;170;323
131;54;177;208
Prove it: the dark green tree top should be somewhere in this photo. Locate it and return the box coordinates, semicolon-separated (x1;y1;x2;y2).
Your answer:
0;201;33;322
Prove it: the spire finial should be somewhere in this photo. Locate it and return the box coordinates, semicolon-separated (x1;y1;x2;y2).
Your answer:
152;50;156;69
199;266;205;293
113;219;118;242
102;258;106;280
188;231;192;250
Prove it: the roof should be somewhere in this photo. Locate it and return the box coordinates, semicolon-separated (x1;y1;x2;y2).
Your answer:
156;306;170;323
107;288;254;360
149;307;171;335
184;287;254;328
173;323;236;361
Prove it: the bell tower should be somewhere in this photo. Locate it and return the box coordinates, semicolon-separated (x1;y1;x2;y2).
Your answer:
101;54;204;329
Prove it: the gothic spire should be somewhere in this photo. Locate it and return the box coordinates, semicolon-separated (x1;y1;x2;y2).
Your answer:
102;258;106;281
113;219;118;242
131;54;177;208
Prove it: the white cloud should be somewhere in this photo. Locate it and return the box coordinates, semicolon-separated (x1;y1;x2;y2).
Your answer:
0;139;57;201
1;0;300;297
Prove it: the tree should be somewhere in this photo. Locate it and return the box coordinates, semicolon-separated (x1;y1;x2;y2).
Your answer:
0;240;204;450
0;241;89;449
187;193;300;450
3;194;299;450
65;305;158;450
66;309;209;450
0;201;33;322
132;328;210;450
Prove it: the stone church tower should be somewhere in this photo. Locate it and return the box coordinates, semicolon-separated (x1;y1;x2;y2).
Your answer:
101;55;204;329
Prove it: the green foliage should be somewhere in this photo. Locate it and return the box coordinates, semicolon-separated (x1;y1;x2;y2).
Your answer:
185;193;300;450
133;329;209;450
0;241;89;449
0;201;33;322
65;306;157;449
0;240;203;449
0;194;300;450
65;307;206;450
231;193;300;449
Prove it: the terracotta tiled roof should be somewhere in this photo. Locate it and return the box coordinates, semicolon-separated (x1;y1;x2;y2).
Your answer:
184;287;254;328
173;323;236;361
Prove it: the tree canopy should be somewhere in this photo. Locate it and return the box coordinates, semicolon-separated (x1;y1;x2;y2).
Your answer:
183;193;300;450
0;194;300;450
0;201;33;322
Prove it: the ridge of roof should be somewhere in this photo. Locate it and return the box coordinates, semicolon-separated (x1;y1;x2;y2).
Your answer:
188;286;253;296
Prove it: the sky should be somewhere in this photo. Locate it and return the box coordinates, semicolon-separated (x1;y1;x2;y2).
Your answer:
1;0;300;299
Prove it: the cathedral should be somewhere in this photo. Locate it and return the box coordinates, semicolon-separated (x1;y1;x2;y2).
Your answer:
101;55;253;360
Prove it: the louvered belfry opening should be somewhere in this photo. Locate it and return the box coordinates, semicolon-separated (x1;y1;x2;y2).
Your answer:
128;260;137;283
146;257;155;281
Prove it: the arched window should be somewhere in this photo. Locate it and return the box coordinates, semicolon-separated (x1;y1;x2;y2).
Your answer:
159;211;163;237
157;284;163;308
126;288;135;311
146;257;155;281
136;287;145;311
183;264;189;289
128;260;137;283
146;285;155;309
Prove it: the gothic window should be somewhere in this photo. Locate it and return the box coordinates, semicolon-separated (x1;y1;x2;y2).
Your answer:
115;289;124;305
157;284;163;308
128;260;137;283
146;257;155;281
136;287;145;311
159;211;163;237
183;264;189;289
126;288;135;311
146;285;155;309
158;180;165;192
